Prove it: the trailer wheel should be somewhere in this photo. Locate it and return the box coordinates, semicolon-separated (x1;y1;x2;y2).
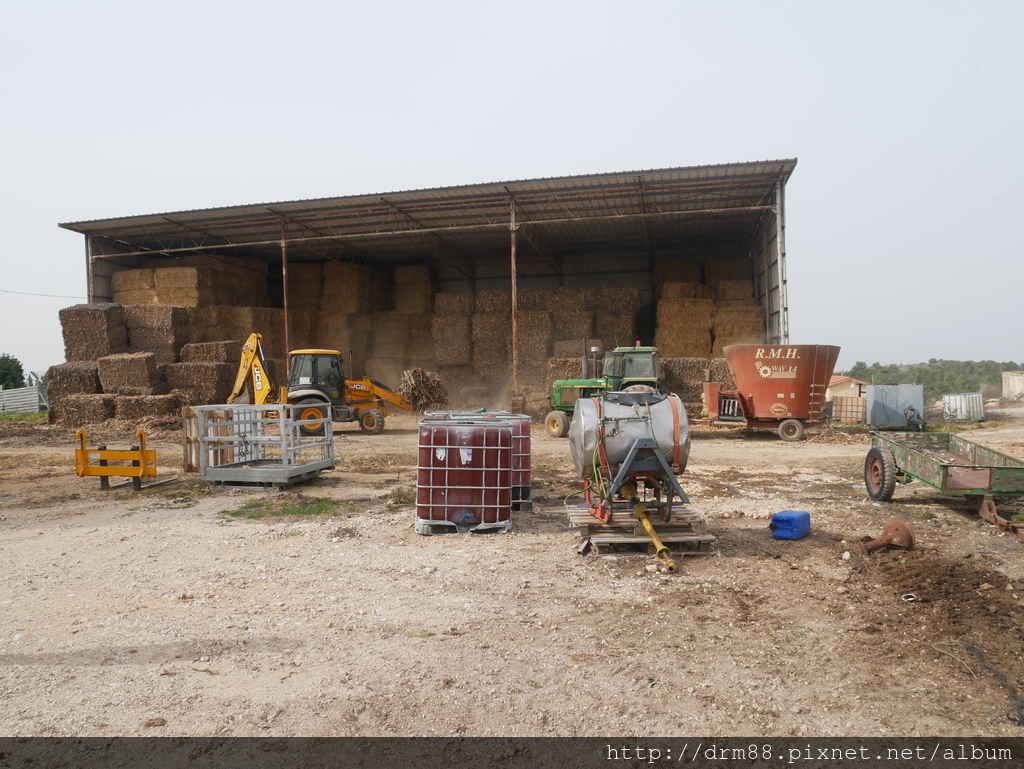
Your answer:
778;419;805;441
359;408;385;435
865;446;897;501
545;410;570;438
296;398;328;437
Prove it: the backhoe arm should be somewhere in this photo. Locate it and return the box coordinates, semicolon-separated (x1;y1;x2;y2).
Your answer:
346;378;413;413
227;333;278;405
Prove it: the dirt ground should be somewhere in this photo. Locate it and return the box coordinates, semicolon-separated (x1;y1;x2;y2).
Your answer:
4;410;1024;738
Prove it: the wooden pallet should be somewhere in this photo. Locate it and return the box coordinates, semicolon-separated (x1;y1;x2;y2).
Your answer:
566;504;716;556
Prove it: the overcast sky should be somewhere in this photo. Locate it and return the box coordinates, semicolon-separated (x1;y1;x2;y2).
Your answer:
1;1;1020;376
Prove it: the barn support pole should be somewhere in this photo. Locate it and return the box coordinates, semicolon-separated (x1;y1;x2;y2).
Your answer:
86;236;95;303
280;219;291;378
773;180;789;343
509;202;521;403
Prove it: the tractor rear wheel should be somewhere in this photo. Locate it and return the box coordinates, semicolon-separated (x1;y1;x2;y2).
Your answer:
359;408;385;435
865;446;897;501
778;419;805;441
296;398;328;437
545;410;570;438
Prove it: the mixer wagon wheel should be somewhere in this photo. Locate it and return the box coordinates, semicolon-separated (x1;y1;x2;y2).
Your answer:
865;446;897;502
778;419;805;441
545;410;570;438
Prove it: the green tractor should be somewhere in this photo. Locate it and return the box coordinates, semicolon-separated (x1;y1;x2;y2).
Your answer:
544;344;663;437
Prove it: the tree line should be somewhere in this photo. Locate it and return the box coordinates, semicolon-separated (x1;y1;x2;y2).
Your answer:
839;359;1022;402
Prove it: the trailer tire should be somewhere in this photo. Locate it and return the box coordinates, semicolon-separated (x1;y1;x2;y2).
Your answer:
778;419;805;441
865;446;897;501
545;410;570;438
359;408;385;435
296;398;328;437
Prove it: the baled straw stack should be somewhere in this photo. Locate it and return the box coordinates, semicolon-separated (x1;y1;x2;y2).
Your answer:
149;255;270;307
52;394;116;427
283;262;324;312
436;365;475;407
712;306;766;356
431;311;472;366
550;287;594;340
705;257;751;282
371;312;415;359
365;358;405;389
653;260;702;300
59;304;128;362
321;262;386;315
434;292;475;317
124;305;190;365
545;358;584;395
179;341;243;364
553;339;603;359
45;362;100;403
515;311;553;389
111;268;157;305
394;265;435;314
653;298;714;358
597;285;642;310
662;358;719;403
97;352;164;395
165;362;235;406
115;393;182;422
471;313;511;383
153;267;227;308
517;288;556;312
475;289;511;315
661;282;710;300
317;312;370;370
710;280;755;302
398;367;448;412
595;309;638;349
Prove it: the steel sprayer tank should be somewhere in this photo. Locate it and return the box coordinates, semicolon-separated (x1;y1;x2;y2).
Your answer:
568;391;690;480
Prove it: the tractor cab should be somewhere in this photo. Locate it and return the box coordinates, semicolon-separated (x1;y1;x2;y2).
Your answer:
602;346;661;391
287;349;345;407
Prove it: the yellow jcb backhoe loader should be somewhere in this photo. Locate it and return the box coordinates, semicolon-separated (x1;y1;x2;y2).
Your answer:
227;333;412;436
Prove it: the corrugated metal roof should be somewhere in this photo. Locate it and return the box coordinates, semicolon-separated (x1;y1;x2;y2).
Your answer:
60;159;796;269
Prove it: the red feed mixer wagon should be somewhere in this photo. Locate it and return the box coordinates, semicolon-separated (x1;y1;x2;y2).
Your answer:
700;344;841;441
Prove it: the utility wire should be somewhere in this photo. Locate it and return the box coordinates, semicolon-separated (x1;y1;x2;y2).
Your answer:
0;289;87;300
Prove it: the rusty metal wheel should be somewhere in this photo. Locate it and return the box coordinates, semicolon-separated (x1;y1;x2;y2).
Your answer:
865;446;897;501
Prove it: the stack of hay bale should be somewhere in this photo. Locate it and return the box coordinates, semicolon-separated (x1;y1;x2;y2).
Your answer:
165;342;238;407
431;291;475;402
124;305;190;366
365;266;435;385
653;257;766;358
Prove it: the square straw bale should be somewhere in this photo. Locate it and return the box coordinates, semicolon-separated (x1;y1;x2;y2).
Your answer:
395;265;433;284
321;262;385;314
165;362;235;406
470;313;511;367
51;394;116;427
434;292;475;317
553;339;603;359
97;352;163;395
284;262;324;312
112;268;155;292
371;312;415;358
365;358;406;389
710;280;755;301
474;289;511;315
394;281;434;314
516;311;553;365
517;288;554;312
595;309;638;349
654;327;713;358
59;303;128;362
660;282;710;300
45;362;100;403
115;393;182;422
546;358;584;391
432;316;472;366
705;257;752;282
596;285;642;311
662;358;723;402
656;298;714;329
653;260;702;299
179;341;243;364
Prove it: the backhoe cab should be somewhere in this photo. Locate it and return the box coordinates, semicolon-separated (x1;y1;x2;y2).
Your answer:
228;333;411;436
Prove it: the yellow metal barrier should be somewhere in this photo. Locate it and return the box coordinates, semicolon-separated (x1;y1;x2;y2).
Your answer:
75;429;157;491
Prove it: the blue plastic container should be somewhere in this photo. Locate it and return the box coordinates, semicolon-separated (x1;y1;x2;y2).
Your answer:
769;510;811;540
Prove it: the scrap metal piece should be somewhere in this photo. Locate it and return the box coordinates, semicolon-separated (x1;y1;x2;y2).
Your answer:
855;519;915;556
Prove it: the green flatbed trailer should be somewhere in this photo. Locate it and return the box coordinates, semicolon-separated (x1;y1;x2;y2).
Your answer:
865;431;1024;539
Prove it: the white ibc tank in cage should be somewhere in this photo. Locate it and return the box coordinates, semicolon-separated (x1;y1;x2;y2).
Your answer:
568;392;690;479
